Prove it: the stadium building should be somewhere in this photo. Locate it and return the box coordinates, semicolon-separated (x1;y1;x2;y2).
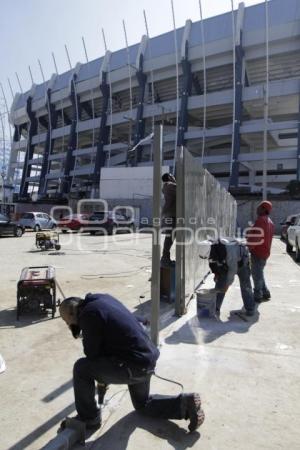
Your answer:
7;0;300;202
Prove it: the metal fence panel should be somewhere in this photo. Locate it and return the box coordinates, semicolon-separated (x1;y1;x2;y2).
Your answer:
176;147;237;315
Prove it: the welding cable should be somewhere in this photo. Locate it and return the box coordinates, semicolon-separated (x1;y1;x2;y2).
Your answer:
153;372;184;392
101;372;184;400
102;388;128;407
55;279;66;299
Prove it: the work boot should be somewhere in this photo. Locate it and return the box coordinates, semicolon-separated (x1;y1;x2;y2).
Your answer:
181;393;205;432
60;414;101;431
230;309;255;321
263;290;271;300
255;296;270;303
83;415;101;430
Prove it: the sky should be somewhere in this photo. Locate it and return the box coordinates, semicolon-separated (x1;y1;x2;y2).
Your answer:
0;0;264;102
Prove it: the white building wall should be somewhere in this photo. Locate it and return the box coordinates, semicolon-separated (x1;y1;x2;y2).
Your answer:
100;166;170;200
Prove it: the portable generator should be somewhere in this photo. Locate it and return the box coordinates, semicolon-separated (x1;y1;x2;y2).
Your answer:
35;231;61;251
17;266;59;320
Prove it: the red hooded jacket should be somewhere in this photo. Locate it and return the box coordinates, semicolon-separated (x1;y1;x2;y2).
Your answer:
246;215;274;260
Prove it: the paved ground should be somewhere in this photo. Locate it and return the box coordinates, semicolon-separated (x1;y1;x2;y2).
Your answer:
0;233;299;450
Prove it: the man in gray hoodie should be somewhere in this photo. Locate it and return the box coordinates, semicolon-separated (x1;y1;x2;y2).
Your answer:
208;239;256;317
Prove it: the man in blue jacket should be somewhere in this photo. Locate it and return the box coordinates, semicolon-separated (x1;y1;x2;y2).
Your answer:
59;293;204;432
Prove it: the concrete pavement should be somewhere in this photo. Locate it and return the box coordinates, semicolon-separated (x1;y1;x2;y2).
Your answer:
0;234;299;449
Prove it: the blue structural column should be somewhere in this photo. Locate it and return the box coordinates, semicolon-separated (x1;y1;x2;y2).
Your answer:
297;98;300;181
229;4;245;189
228;43;244;188
13;125;21;143
19;96;38;199
39;88;58;196
177;42;192;146
61;75;78;195
132;54;147;165
93;71;110;188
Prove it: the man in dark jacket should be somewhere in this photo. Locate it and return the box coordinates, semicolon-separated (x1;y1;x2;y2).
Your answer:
246;201;275;302
60;293;204;432
161;173;176;267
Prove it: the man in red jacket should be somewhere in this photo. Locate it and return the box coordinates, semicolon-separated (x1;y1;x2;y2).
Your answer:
246;201;275;302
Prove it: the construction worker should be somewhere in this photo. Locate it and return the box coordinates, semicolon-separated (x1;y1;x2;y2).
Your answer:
246;201;275;302
161;173;176;267
208;239;256;317
59;293;205;432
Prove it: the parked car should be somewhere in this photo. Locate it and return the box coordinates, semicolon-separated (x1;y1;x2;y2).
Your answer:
85;211;135;235
58;214;90;233
0;214;24;237
286;214;300;261
280;214;300;241
19;212;57;232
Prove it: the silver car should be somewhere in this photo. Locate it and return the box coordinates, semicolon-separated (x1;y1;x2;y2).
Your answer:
19;212;57;232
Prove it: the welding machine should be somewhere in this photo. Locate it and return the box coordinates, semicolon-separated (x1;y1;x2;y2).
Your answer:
17;266;59;320
35;231;61;251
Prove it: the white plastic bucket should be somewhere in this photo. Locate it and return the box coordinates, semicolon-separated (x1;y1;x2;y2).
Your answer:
196;289;216;319
0;353;6;373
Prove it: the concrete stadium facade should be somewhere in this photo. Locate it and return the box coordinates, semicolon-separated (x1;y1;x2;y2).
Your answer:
7;0;300;201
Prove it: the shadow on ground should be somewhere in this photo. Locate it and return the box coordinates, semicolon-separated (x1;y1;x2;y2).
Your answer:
8;403;75;450
286;251;300;266
81;411;200;450
133;298;179;332
165;309;260;345
0;307;59;329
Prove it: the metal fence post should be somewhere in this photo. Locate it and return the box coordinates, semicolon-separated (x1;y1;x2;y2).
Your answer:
175;146;185;316
150;125;163;345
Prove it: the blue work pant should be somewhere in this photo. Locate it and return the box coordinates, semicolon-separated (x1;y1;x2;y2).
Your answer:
73;357;185;421
215;262;255;313
250;254;270;300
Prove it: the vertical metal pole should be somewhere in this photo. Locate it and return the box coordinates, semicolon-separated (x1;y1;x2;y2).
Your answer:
102;28;108;53
199;0;207;165
0;111;6;176
229;2;245;189
52;52;59;74
82;36;89;63
0;83;13;150
263;0;269;200
123;20;133;115
7;78;14;101
175;146;185;316
0;84;12;186
123;20;133;153
143;9;155;145
102;29;112;167
38;59;46;83
65;45;72;70
82;36;96;174
171;0;179;174
150;124;163;346
4;80;17;187
28;66;34;85
230;0;236;177
15;73;23;93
